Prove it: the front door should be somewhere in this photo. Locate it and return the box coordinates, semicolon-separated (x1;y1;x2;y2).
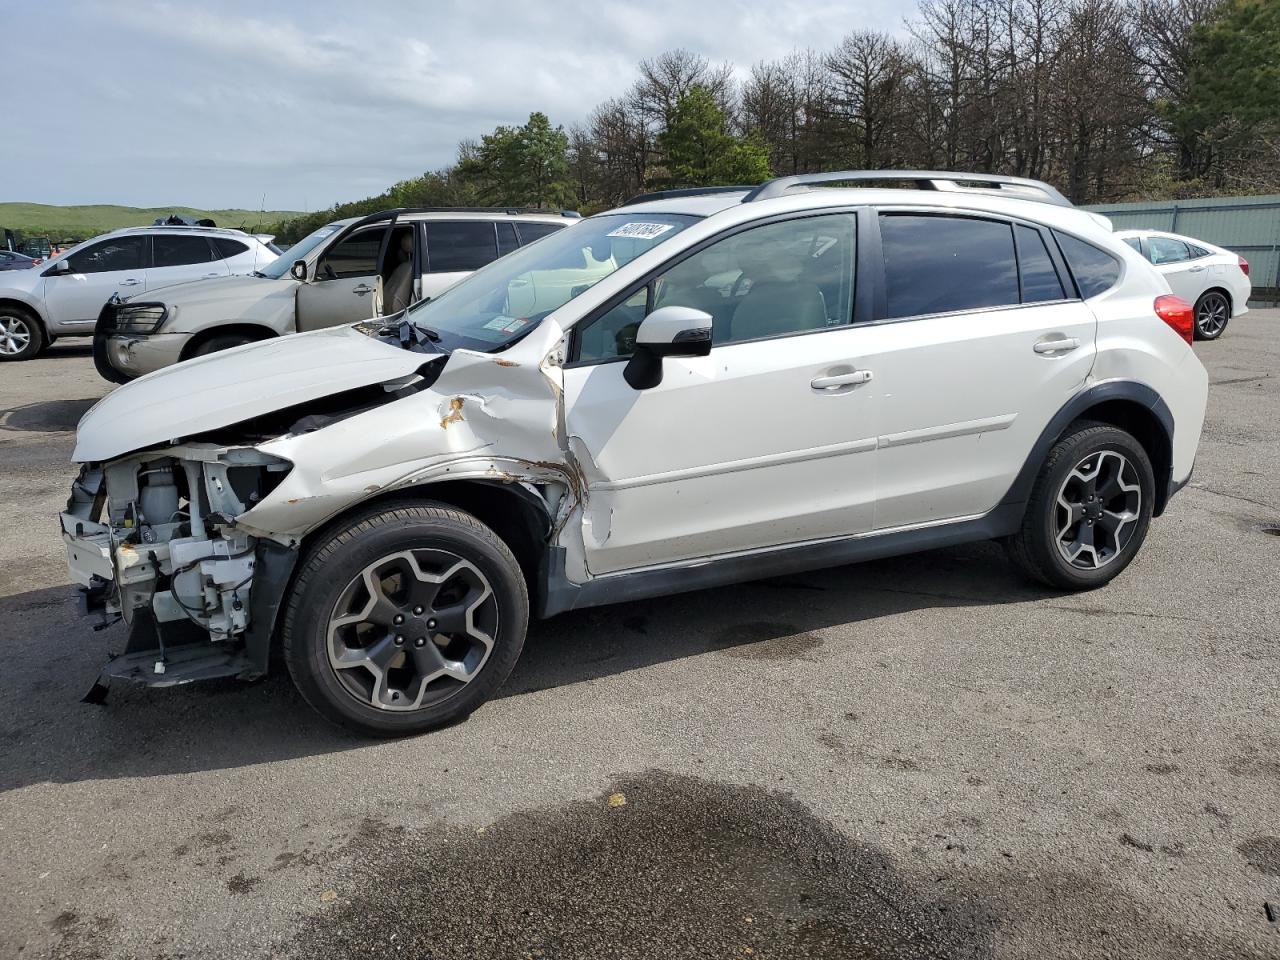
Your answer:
42;235;148;328
295;224;387;331
861;212;1098;530
562;212;876;576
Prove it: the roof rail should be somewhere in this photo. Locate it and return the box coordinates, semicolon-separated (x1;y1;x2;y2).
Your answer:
741;170;1072;207
625;186;756;206
359;206;581;221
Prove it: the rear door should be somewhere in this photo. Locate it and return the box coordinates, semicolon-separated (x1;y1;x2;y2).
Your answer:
421;220;500;300
295;224;387;331
855;211;1098;530
1145;235;1203;301
147;233;228;292
41;235;148;328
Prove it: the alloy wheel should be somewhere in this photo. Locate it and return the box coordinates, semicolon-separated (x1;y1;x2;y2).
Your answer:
0;316;31;356
326;548;498;711
1195;293;1229;338
1054;450;1142;570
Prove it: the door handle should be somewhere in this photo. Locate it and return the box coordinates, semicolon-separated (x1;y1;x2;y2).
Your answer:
811;370;873;390
1033;337;1079;355
353;284;375;295
202;272;221;279
119;278;142;286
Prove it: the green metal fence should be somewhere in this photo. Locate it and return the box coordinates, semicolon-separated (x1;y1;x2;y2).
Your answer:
1086;194;1280;303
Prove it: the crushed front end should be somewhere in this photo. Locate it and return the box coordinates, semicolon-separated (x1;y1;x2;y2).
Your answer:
62;444;296;698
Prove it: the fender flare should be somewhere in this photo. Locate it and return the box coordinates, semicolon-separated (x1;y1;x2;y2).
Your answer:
999;379;1174;514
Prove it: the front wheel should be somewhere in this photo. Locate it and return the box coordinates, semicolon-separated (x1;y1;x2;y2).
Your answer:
0;308;45;361
282;501;529;736
189;332;257;358
1005;422;1155;590
1193;291;1230;340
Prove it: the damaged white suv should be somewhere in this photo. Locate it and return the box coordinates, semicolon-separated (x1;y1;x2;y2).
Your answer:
63;172;1209;736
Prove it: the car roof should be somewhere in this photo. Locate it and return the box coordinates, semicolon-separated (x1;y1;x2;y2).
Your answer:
611;186;1115;241
105;224;266;241
396;210;576;224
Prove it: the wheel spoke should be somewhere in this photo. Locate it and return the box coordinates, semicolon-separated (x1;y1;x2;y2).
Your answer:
1055;448;1143;571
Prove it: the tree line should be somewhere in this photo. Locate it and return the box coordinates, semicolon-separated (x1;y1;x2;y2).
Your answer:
269;0;1278;243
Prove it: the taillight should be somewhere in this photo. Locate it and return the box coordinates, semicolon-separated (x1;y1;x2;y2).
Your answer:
1154;295;1194;345
1238;255;1249;277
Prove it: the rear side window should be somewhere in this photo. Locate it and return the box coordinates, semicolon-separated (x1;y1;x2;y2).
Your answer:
1054;231;1122;298
516;221;565;245
212;237;250;259
153;234;217;267
1147;236;1191;265
1014;225;1066;303
496;222;519;257
879;214;1019;319
1122;237;1142;253
425;221;498;273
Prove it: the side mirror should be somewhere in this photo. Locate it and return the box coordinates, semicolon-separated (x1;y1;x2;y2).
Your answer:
623;306;713;390
289;259;308;282
45;260;71;277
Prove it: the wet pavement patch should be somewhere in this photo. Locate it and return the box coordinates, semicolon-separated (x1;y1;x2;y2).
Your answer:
292;771;992;959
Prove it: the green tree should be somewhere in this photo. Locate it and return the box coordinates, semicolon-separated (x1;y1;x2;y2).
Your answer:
1168;0;1280;183
653;85;772;189
457;112;574;207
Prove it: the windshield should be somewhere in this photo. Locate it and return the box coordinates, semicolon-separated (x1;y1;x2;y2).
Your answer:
258;223;346;279
403;212;699;350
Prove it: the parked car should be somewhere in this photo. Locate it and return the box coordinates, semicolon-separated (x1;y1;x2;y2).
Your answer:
92;207;579;383
0;225;279;361
62;171;1208;736
1115;229;1250;340
0;250;40;271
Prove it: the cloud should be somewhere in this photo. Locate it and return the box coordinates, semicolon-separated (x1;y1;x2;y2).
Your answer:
3;0;914;210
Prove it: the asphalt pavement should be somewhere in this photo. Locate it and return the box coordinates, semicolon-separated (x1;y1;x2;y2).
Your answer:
1;315;1277;959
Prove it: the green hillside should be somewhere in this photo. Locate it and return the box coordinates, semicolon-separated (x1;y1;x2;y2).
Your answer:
0;202;302;241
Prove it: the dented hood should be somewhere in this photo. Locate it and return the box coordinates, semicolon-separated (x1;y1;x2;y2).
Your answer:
74;325;435;462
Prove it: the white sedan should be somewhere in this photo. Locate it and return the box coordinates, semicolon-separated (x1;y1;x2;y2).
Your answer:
1116;229;1251;340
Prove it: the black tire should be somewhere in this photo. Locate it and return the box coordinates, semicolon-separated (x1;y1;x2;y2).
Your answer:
1005;421;1155;591
0;306;45;361
189;332;257;357
1192;290;1230;341
282;500;528;737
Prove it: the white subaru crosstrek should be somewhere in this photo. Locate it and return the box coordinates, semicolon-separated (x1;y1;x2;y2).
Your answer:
61;171;1209;736
0;225;278;361
1114;229;1251;341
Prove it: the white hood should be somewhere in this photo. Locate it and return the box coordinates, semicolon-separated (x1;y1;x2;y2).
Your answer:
74;324;436;462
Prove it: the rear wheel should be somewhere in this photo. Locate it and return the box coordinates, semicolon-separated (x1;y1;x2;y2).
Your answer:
282;501;528;737
1006;422;1155;590
1193;291;1230;340
0;308;44;361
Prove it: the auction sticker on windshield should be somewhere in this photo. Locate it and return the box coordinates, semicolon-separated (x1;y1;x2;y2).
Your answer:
607;222;676;240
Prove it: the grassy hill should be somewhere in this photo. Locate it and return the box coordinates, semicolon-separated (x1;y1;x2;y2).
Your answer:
0;202;302;241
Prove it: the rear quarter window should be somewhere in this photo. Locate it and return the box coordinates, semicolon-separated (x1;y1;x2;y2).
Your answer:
1054;231;1122;298
212;237;250;259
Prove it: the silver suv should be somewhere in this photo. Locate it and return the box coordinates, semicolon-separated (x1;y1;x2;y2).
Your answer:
93;207;579;382
0;226;278;361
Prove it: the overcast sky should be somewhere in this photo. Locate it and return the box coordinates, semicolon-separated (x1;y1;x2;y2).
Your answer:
4;1;913;212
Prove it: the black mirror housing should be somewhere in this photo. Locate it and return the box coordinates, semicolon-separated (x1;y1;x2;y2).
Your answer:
289;259;308;282
623;306;713;390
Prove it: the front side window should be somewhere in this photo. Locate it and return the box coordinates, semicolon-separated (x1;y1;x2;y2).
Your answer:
1147;236;1191;265
318;227;384;280
66;236;145;274
576;213;857;362
259;223;345;279
880;214;1019;319
403;212;697;351
425;222;498;273
1054;231;1122;298
1015;225;1067;303
153;234;216;268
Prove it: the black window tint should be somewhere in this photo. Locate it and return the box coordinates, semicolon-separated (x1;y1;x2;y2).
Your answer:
1147;236;1191;265
152;234;216;267
212;237;250;259
515;221;564;245
496;222;519;257
319;228;383;279
880;214;1018;318
1015;225;1066;303
425;221;498;272
67;237;145;274
1054;231;1122;298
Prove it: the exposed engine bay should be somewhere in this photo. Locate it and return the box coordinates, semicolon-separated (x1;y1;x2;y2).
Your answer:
62;445;293;682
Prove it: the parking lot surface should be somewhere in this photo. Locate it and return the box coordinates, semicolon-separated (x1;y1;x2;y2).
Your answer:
1;317;1277;959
